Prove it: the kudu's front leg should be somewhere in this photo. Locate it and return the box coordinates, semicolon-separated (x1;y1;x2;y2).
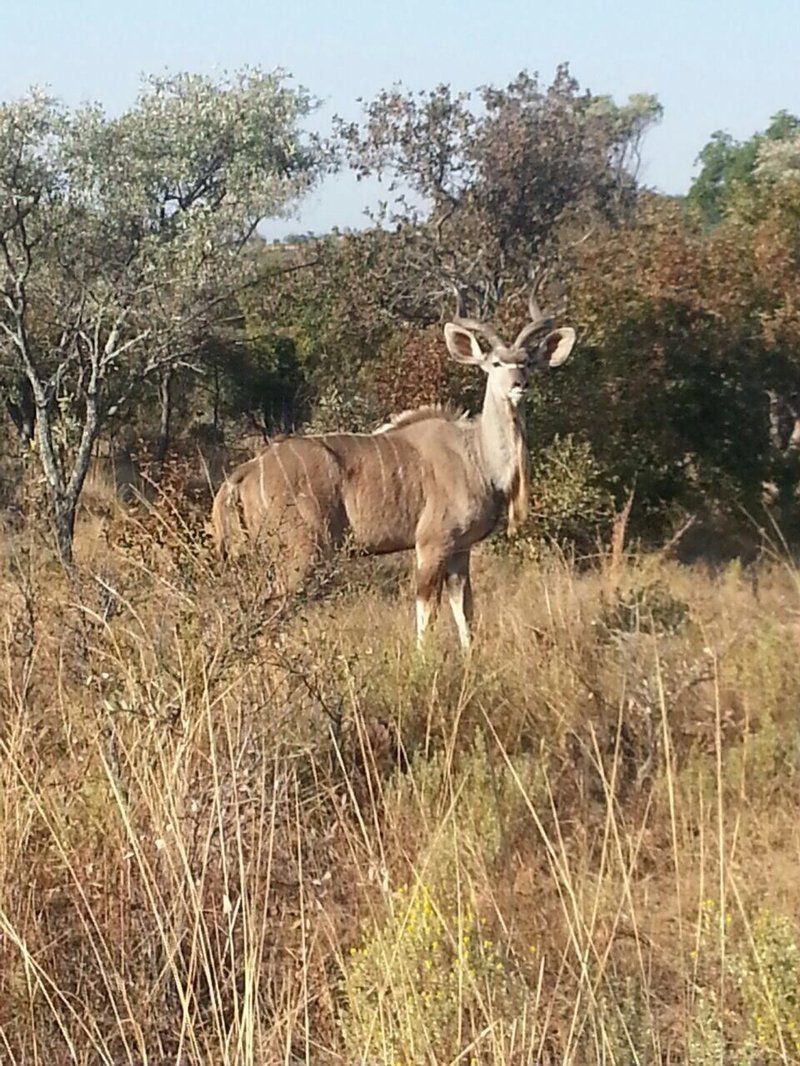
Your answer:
414;546;446;649
445;551;473;651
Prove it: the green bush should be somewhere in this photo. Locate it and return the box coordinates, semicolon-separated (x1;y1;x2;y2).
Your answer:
688;900;800;1064
597;579;691;639
522;434;614;552
339;736;542;1062
393;733;546;867
734;909;800;1062
340;879;525;1064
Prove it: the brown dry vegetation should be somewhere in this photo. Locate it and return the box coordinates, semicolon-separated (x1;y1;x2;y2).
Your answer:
2;469;800;1064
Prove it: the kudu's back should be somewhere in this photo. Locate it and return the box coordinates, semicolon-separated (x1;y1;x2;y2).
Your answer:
210;415;483;573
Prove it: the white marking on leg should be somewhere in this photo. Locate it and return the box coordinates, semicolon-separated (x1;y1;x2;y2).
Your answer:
272;442;297;502
448;579;472;650
416;597;433;648
446;554;473;651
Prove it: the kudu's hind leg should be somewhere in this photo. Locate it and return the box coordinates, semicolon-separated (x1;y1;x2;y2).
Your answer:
414;546;446;649
284;505;349;597
445;551;473;650
250;504;324;595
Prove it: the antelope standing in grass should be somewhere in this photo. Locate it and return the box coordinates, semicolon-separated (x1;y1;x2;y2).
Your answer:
211;287;575;647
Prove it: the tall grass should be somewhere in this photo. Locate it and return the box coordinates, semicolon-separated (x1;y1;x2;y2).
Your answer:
1;483;800;1063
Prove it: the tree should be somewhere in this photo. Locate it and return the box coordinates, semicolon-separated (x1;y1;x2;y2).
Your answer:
547;192;800;535
245;69;661;431
687;111;800;226
0;70;320;567
334;67;662;322
237;229;405;429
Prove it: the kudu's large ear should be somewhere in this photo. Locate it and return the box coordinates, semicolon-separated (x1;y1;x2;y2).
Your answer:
444;323;486;365
526;327;576;369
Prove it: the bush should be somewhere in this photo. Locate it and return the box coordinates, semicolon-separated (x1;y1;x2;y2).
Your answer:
734;909;800;1061
513;434;614;553
341;879;525;1063
689;900;800;1064
597;578;691;638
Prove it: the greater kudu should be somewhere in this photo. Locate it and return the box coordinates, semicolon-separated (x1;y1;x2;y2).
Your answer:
211;288;575;647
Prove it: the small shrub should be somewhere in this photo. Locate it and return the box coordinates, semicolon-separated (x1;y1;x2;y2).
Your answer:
597;578;690;638
526;434;614;550
340;879;525;1064
687;988;726;1066
386;731;547;872
734;909;800;1062
688;901;800;1064
593;977;658;1064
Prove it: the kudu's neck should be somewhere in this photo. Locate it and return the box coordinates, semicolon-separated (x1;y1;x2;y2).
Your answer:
478;386;523;488
478;384;529;534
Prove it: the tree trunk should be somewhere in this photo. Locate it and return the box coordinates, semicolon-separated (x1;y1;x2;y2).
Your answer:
768;389;800;453
4;376;36;446
53;495;77;571
30;386;99;573
156;369;173;465
213;363;220;434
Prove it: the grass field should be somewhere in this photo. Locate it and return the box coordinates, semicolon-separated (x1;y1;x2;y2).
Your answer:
1;477;800;1064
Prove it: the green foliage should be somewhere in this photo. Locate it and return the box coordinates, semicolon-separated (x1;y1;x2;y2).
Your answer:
597;579;691;639
560;194;796;538
220;310;308;431
734;909;800;1061
689;901;800;1064
526;434;614;549
0;68;320;562
687;988;726;1066
305;382;380;433
594;978;657;1064
239;228;402;424
687;111;800;225
339;737;546;1062
340;880;525;1063
387;732;547;871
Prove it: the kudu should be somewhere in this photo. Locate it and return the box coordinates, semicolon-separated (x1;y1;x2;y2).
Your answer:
211;284;575;648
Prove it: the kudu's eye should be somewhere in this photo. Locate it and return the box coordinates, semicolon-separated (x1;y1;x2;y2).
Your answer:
492;360;502;368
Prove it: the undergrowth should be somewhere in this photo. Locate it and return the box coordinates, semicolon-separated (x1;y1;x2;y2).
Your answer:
1;479;800;1063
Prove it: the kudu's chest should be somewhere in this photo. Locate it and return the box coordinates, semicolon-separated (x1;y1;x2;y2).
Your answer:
465;485;506;545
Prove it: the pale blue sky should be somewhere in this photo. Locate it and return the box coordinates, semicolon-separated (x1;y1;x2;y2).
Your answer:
2;0;797;236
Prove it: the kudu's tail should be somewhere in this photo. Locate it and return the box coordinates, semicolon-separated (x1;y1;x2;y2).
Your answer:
211;466;247;559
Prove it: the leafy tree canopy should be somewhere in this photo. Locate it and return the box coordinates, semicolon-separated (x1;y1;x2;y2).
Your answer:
687;110;800;225
334;67;662;322
0;68;320;564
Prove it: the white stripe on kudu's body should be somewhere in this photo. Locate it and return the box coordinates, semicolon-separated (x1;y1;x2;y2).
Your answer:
211;289;575;648
289;440;322;519
383;435;405;492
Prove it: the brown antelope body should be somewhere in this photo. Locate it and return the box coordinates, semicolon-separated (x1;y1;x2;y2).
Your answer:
211;293;575;647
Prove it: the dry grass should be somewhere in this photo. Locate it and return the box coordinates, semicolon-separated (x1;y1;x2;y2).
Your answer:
2;478;800;1064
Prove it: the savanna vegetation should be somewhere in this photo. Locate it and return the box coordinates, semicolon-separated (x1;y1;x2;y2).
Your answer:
1;63;800;1064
